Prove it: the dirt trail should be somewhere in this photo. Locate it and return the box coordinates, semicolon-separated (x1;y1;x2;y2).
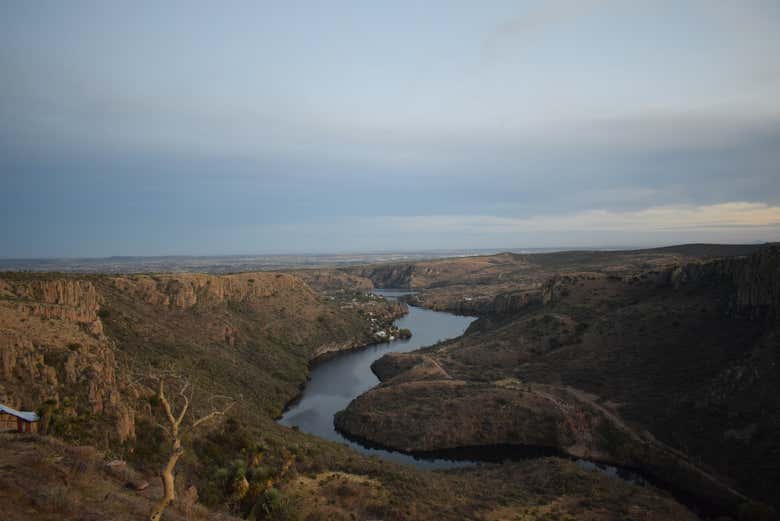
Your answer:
560;386;749;504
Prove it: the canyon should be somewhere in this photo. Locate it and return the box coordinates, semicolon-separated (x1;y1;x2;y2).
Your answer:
1;243;778;520
334;244;780;518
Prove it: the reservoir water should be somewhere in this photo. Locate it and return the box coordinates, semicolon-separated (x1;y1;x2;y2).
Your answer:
279;290;647;481
278;290;714;515
279;289;476;469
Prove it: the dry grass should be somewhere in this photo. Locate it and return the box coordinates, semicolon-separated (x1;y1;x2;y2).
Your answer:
0;434;240;521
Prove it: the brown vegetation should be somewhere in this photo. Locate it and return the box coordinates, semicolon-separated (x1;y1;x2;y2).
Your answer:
335;245;780;518
3;243;776;520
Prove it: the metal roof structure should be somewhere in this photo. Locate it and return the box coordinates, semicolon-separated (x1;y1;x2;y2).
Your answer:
0;404;39;422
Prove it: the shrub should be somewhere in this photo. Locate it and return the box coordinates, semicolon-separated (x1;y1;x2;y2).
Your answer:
336;482;356;498
250;487;299;521
36;484;76;514
127;417;167;471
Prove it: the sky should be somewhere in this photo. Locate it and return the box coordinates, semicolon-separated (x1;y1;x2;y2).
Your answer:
1;0;779;257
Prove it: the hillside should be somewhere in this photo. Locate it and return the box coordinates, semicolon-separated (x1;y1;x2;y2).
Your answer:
342;243;773;315
335;245;780;517
0;432;699;521
0;268;704;520
0;271;387;442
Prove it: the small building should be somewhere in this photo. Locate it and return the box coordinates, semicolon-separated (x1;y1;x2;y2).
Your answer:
0;404;39;433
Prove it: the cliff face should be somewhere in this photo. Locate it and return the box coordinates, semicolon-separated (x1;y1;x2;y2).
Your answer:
406;289;541;316
109;272;314;311
541;275;578;305
658;245;780;318
293;270;374;292
0;270;381;450
0;278;105;335
727;246;780;314
353;264;416;289
100;272;354;353
0;277;132;442
532;247;780;320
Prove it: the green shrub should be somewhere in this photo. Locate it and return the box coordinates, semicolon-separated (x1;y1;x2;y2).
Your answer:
249;488;299;521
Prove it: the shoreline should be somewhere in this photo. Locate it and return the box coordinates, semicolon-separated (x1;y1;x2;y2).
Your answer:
276;297;412;420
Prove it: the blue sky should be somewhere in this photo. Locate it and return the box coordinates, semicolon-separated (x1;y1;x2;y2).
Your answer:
2;1;779;257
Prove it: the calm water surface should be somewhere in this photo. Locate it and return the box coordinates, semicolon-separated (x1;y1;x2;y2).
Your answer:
279;289;476;469
279;290;650;483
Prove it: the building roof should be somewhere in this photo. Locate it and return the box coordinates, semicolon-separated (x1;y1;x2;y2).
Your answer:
0;404;39;422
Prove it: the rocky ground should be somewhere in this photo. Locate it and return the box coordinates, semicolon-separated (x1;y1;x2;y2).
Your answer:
0;433;240;521
0;433;698;521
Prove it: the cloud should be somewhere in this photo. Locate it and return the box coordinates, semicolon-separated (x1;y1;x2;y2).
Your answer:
481;0;611;64
384;202;780;234
231;202;779;254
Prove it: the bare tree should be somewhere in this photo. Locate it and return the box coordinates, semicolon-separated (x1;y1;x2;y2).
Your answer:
144;373;234;521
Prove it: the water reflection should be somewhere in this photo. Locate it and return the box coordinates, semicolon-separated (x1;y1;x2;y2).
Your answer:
279;289;476;469
279;291;655;485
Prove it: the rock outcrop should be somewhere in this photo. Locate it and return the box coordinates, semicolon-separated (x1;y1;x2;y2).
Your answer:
656;245;780;318
541;275;578;305
0;269;394;450
0;277;128;442
408;289;542;316
109;272;314;311
294;270;374;292
352;264;416;289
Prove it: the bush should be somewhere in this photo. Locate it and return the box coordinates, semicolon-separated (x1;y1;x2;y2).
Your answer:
127;417;167;471
250;487;299;521
336;482;356;498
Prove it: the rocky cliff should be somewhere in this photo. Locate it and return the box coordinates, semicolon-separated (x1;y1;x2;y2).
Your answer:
109;272;314;310
0;270;383;449
405;289;542;316
352;264;417;289
0;277;133;442
293;270;374;292
654;245;780;318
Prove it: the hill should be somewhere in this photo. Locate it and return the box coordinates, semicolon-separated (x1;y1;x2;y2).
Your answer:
0;268;701;520
335;245;780;517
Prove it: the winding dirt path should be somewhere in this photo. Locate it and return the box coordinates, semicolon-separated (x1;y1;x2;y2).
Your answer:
560;386;749;504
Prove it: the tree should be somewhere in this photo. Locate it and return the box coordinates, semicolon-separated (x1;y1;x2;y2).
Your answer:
143;373;234;521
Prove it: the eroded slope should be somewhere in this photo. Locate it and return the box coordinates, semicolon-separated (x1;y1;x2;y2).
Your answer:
337;246;780;516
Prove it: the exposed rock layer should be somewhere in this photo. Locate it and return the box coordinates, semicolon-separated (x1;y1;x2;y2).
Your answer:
0;271;383;447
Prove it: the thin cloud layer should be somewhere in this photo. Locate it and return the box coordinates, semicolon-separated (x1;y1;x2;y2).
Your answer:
387;203;780;235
